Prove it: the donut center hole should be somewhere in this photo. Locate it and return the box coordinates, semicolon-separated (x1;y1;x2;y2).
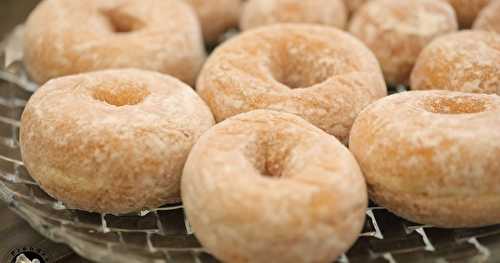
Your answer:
424;96;487;114
270;41;337;89
93;84;150;106
247;133;301;179
101;8;145;33
260;161;282;178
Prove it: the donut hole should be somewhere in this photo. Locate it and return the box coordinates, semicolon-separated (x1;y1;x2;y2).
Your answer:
246;132;300;179
93;84;150;106
269;41;337;89
424;95;488;114
101;8;145;33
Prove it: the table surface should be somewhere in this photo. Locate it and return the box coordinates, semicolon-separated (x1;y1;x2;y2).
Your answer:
0;202;93;262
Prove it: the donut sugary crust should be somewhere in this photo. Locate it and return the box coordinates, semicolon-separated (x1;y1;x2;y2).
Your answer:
411;31;500;95
240;0;347;31
182;110;367;263
184;0;242;44
473;0;500;34
20;69;215;214
24;0;206;86
348;0;458;85
197;24;387;143
349;90;500;228
445;0;491;28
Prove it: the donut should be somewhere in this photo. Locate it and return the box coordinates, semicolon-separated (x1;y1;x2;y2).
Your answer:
343;0;369;14
445;0;491;28
23;0;206;86
473;0;500;34
184;0;242;44
348;0;458;85
349;90;500;228
410;31;500;95
240;0;348;31
182;110;367;263
196;24;387;143
20;69;215;214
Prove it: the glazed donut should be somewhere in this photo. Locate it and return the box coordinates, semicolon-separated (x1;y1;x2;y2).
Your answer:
197;24;387;143
20;69;215;214
184;0;242;44
410;31;500;95
349;90;500;228
349;0;458;85
240;0;348;31
182;110;367;263
23;0;205;86
473;0;500;34
445;0;491;28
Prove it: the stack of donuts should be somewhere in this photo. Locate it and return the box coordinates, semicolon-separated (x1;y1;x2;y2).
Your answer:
19;0;500;262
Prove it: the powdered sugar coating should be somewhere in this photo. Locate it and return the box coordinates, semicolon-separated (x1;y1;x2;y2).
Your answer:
20;69;215;214
240;0;347;31
184;0;242;44
182;110;367;263
349;0;458;85
411;31;500;95
349;90;500;227
23;0;206;86
473;0;500;34
197;24;387;143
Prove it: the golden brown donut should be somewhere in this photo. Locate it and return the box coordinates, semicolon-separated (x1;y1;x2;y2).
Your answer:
182;110;367;263
473;0;500;34
184;0;242;44
411;31;500;95
20;69;214;214
349;0;458;85
350;90;500;228
240;0;348;31
445;0;491;28
23;0;206;86
197;24;387;143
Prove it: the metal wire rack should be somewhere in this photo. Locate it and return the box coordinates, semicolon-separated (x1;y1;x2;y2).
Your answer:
1;29;500;263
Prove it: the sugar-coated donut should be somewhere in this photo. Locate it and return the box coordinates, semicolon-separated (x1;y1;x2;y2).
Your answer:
184;0;242;44
343;0;368;14
473;0;500;34
445;0;491;28
411;31;500;95
350;90;500;228
197;24;386;143
20;69;215;214
240;0;347;31
349;0;458;85
182;110;367;263
24;0;206;86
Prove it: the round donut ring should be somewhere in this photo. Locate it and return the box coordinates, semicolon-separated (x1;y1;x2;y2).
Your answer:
197;24;387;143
410;30;500;95
348;0;458;85
20;69;215;214
182;109;367;263
23;0;206;86
349;90;500;228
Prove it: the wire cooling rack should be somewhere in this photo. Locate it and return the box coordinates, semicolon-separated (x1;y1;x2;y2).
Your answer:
1;29;500;263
